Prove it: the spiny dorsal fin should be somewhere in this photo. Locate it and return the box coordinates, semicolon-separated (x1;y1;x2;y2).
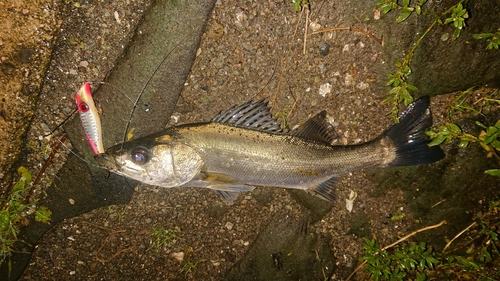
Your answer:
212;99;283;133
290;111;338;144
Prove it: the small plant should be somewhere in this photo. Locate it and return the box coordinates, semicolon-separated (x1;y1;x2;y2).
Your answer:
149;225;177;252
275;110;289;130
377;0;429;23
291;0;309;12
354;199;500;280
442;3;468;40
68;37;85;50
390;209;405;221
445;86;478;119
426;122;478;149
35;206;52;223
106;205;126;222
361;239;438;280
437;198;500;278
384;60;417;121
473;28;500;50
179;247;203;277
179;260;198;277
427;120;500;175
426;89;500;176
0;167;52;264
377;0;470;120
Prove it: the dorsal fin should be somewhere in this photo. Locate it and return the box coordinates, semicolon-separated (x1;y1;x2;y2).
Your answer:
290;111;338;144
212;99;284;133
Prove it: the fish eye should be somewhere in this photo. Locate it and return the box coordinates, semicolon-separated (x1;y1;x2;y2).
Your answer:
131;146;150;165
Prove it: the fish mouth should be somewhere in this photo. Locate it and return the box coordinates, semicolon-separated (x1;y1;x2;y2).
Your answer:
94;153;118;171
94;153;142;177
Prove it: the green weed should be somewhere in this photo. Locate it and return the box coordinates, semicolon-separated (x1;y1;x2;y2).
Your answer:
148;225;177;252
106;205;126;222
474;28;500;50
357;199;500;280
291;0;309;12
390;209;405;221
0;167;52;265
179;260;198;277
275;110;289;130
361;239;438;281
377;0;469;121
426;89;500;176
446;86;478;119
179;247;205;278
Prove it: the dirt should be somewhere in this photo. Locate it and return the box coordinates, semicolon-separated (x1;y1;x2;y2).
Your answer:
1;0;498;280
0;0;61;192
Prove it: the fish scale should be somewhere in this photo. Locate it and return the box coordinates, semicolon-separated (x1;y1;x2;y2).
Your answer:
178;123;382;184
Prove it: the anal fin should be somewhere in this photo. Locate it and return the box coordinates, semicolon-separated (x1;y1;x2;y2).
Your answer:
213;190;241;205
308;176;337;202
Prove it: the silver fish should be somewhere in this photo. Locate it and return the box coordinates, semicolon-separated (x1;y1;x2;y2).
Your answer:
95;96;444;204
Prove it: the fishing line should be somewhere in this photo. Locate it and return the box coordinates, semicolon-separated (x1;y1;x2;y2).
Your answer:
47;135;137;193
111;41;184;192
44;82;137;137
58;139;101;168
43;108;77;137
250;57;280;102
120;40;184;145
254;20;283;102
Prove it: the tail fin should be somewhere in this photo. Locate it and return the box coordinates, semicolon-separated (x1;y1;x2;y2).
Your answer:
383;96;445;167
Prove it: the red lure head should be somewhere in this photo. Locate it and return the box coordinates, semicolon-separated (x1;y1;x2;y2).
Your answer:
75;82;92;111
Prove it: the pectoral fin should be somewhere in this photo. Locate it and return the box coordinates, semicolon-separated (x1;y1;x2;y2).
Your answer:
181;172;255;204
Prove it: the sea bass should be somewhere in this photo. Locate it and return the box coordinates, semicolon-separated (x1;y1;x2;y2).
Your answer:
95;96;444;204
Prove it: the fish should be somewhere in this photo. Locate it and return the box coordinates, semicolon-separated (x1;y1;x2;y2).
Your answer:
95;96;445;204
75;82;105;155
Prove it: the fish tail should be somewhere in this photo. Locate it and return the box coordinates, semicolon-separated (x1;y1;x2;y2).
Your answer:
383;96;445;167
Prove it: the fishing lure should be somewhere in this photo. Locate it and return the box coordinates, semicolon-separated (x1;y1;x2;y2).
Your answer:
75;82;104;154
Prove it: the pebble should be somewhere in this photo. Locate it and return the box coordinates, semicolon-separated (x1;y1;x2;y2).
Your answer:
319;43;330;56
319;82;332;97
17;48;34;63
344;74;355;86
1;62;16;75
309;21;321;32
356;82;369;90
170;251;184;261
